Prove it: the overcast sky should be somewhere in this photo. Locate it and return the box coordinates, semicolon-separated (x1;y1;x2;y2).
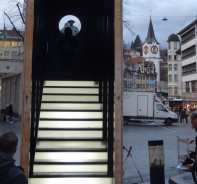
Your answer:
0;0;196;49
123;0;197;49
0;0;23;30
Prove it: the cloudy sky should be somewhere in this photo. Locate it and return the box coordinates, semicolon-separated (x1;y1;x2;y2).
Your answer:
123;0;197;48
0;0;23;30
0;0;196;49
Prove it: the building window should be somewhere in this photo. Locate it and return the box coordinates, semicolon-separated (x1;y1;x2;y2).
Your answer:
169;55;172;60
174;55;177;60
174;64;178;71
11;51;17;59
0;50;2;57
174;74;178;82
181;28;195;45
12;41;18;48
4;41;10;47
168;43;171;50
169;75;172;82
0;41;3;47
182;45;196;60
4;51;10;58
182;62;196;76
169;87;172;95
186;82;190;93
191;81;196;92
168;64;172;71
18;42;23;46
174;87;178;95
174;42;177;50
129;74;133;79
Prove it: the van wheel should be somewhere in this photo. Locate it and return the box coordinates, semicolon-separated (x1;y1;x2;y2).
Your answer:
123;117;128;125
165;118;173;126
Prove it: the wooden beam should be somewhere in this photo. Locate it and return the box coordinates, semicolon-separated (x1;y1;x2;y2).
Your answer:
114;0;123;183
21;0;34;177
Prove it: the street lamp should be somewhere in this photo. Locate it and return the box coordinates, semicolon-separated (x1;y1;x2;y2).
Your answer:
163;17;168;21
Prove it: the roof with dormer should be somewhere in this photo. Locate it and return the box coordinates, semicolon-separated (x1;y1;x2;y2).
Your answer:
123;55;145;66
127;57;144;66
0;29;22;41
144;61;155;67
145;17;159;44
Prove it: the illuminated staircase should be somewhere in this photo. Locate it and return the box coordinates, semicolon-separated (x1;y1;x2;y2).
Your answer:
28;81;113;184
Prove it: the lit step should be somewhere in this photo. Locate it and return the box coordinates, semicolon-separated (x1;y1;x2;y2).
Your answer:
34;152;107;162
33;164;107;173
41;103;102;110
44;81;99;87
39;120;103;128
36;140;107;150
42;95;99;102
39;111;102;119
29;177;113;184
38;130;102;138
43;87;99;94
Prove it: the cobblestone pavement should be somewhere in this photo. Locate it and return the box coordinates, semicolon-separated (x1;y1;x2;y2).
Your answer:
0;117;195;183
123;115;196;184
0;118;21;134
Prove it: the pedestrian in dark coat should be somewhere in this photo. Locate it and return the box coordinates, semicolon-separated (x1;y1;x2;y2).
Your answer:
180;109;186;123
178;106;183;123
8;102;13;123
185;108;189;123
0;132;28;184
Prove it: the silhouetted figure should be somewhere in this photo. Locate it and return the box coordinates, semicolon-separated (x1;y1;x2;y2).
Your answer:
61;20;79;36
68;20;79;36
60;27;77;77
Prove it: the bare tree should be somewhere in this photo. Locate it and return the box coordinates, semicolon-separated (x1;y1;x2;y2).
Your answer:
3;0;26;41
123;0;134;35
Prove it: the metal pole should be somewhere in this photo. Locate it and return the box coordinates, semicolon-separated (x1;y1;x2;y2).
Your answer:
177;136;180;164
187;138;189;157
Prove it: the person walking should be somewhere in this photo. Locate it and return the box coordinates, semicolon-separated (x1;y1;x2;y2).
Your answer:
178;106;183;123
0;132;28;184
185;108;189;123
8;102;13;123
180;108;186;123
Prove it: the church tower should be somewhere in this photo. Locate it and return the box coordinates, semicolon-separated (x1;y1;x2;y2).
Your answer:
143;17;160;92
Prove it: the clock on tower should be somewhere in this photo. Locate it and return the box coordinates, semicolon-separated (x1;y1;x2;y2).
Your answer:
144;45;149;54
151;45;158;54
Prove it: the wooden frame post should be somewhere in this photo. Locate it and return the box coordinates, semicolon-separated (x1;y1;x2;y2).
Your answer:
114;0;123;183
21;0;123;181
21;0;34;177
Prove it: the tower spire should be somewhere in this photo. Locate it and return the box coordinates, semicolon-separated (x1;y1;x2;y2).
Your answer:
146;17;159;44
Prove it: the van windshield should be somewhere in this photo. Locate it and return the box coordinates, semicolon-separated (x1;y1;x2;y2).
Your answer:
156;104;168;112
